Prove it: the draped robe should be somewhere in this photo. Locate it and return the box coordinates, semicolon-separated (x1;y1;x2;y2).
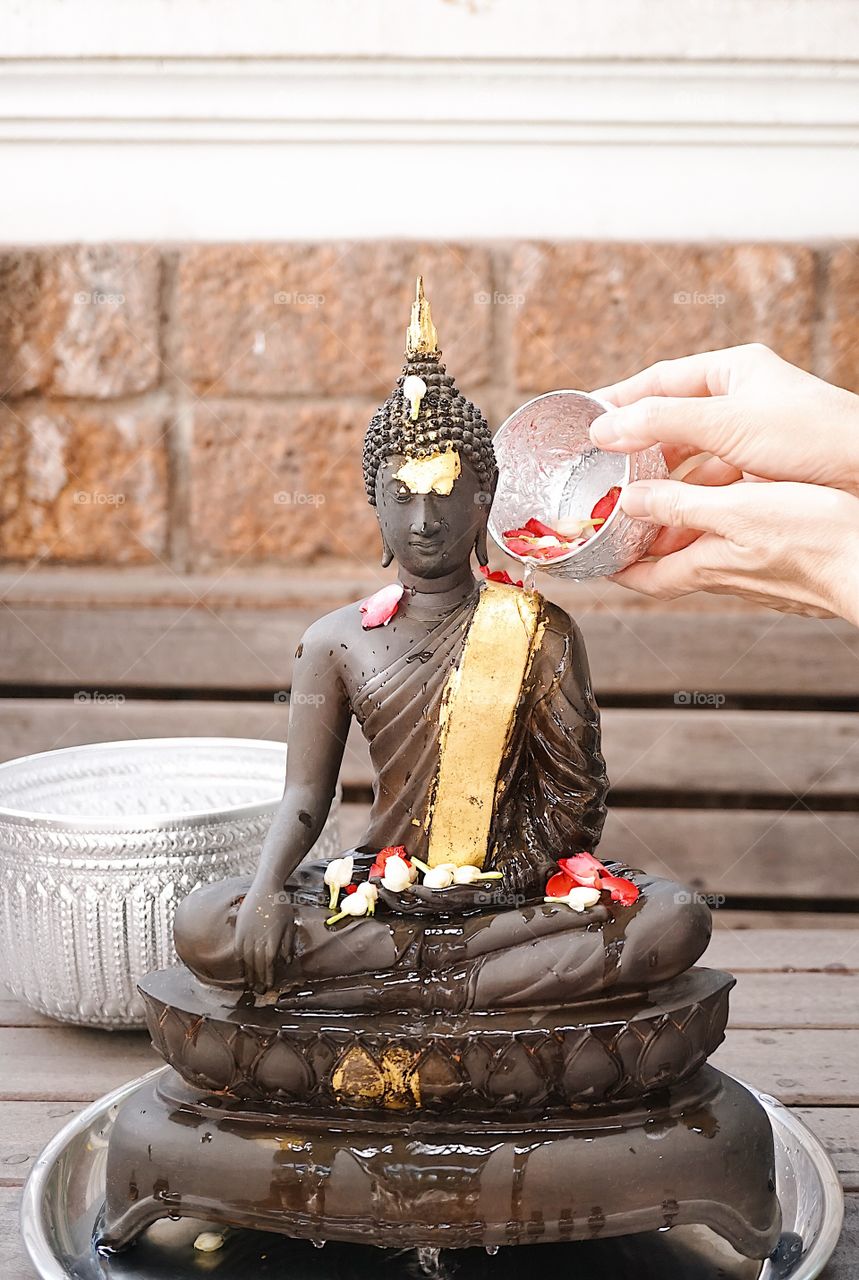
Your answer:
355;582;608;892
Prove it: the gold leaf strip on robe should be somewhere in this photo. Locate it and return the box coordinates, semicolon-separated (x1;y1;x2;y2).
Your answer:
425;582;542;869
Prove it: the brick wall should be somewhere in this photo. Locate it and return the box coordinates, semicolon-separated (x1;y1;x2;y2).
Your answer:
1;241;856;573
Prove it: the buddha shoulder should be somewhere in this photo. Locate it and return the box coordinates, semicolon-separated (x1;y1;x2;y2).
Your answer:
537;596;583;646
530;596;590;687
292;604;367;673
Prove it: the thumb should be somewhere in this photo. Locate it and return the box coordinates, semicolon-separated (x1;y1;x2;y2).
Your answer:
621;478;742;536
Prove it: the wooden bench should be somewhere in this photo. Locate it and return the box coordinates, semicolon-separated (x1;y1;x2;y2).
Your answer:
1;567;857;910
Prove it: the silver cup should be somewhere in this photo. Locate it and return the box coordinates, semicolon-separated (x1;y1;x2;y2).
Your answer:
488;390;668;581
0;737;341;1028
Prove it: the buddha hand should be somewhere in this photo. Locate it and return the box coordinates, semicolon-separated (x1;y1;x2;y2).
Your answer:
233;882;295;992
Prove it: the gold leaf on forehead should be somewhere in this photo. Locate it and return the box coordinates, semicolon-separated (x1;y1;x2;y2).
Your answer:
394;447;461;495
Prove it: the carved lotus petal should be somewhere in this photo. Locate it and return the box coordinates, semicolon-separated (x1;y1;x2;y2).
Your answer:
485;1039;547;1106
560;1030;621;1103
158;1007;198;1068
415;1045;465;1106
182;1022;237;1091
255;1035;315;1097
677;1002;713;1059
707;989;730;1047
331;1045;385;1104
638;1017;692;1091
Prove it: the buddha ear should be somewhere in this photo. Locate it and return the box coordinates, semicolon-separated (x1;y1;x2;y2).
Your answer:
380;538;394;568
473;466;498;567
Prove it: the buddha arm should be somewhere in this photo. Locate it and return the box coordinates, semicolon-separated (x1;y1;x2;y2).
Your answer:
253;625;352;893
558;613;609;849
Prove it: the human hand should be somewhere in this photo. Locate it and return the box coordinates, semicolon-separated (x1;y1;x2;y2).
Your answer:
233;882;294;991
606;477;859;622
590;343;859;496
586;345;859;621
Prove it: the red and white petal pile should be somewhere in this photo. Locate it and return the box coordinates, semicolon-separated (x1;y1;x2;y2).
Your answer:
545;851;640;909
502;487;622;562
368;845;414;881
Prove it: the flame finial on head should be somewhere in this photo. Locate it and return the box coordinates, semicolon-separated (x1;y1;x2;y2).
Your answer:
405;275;439;358
362;274;496;505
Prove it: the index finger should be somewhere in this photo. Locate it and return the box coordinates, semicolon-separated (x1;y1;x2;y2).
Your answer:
592;349;737;407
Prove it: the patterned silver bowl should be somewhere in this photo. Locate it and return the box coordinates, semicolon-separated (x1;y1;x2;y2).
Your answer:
488;390;668;580
0;737;341;1029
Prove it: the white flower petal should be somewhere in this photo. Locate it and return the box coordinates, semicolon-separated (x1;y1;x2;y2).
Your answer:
566;886;602;912
194;1232;227;1253
453;865;483;884
381;855;413;893
423;866;455;889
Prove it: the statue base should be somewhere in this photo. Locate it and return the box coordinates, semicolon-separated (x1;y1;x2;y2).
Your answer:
137;965;735;1111
96;1064;780;1258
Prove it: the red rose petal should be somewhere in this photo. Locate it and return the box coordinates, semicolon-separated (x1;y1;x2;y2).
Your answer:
545;871;576;898
377;845;409;864
480;566;524;588
525;517;564;539
503;524;579;561
600;872;640;906
504;536;541;557
535;542;575;560
360;582;405;629
345;883;359;895
558;852;606;889
590;486;622;525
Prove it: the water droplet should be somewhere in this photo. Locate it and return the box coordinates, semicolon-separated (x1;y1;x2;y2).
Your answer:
485;1244;500;1256
311;1239;326;1249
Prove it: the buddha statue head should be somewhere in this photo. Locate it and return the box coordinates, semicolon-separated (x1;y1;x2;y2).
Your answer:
362;277;498;579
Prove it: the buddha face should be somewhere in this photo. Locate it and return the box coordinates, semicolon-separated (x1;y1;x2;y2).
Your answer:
375;448;494;579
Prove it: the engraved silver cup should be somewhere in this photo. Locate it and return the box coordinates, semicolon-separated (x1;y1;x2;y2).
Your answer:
488;390;668;580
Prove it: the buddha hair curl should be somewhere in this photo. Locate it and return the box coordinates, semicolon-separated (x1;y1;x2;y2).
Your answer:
363;353;496;505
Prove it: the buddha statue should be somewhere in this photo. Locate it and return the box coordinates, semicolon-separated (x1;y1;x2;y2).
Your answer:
172;278;710;1012
95;279;782;1266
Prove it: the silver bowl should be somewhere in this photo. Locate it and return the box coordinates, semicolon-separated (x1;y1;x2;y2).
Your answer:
0;737;341;1029
488;390;668;581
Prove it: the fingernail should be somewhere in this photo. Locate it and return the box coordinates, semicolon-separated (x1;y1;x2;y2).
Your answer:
621;483;654;518
589;414;621;446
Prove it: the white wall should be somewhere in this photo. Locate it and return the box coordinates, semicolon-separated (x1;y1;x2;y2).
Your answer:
1;0;857;242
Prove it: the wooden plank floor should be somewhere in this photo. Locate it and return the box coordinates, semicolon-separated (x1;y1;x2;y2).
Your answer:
1;928;857;1275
